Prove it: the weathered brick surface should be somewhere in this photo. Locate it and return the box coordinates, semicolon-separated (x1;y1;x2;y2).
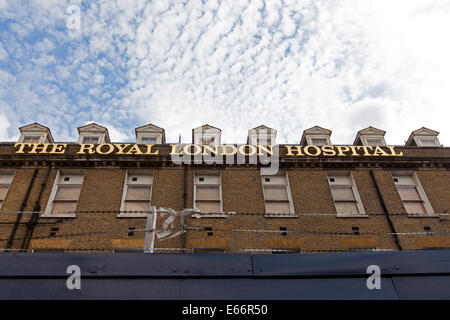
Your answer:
0;143;449;253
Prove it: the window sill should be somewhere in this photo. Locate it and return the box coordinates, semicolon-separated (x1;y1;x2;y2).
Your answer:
40;213;76;218
117;213;149;218
264;214;298;218
337;214;369;218
192;213;229;219
406;213;440;218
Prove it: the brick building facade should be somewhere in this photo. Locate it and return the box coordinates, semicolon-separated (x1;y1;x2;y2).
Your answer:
0;123;449;253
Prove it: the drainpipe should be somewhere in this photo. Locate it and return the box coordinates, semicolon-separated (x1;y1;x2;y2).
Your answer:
6;168;39;249
182;164;187;249
369;170;402;251
21;166;51;250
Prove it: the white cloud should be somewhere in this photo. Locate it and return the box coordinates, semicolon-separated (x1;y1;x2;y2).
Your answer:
0;44;8;61
0;0;449;147
0;112;18;141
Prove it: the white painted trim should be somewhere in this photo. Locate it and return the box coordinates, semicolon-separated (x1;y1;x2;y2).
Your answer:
391;171;435;215
261;172;295;215
327;171;366;216
412;172;435;214
137;133;163;144
78;133;105;144
193;133;221;146
360;135;387;146
414;136;440;147
43;170;84;217
193;171;223;213
118;170;154;218
306;135;331;146
0;170;15;210
19;133;49;144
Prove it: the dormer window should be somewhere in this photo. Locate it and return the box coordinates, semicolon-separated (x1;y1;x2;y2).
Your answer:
18;123;54;144
142;136;157;144
201;136;215;146
310;138;328;146
193;124;221;145
354;127;387;146
417;137;439;147
256;136;272;146
82;136;100;144
301;126;332;146
135;124;165;144
77;123;110;144
248;125;277;146
364;138;384;146
405;127;441;147
23;136;42;143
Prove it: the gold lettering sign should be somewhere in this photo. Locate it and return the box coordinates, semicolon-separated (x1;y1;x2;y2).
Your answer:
13;143;404;157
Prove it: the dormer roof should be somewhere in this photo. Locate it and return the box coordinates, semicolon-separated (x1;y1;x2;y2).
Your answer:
192;124;221;144
135;123;166;144
247;125;277;144
192;124;222;133
406;127;440;146
300;126;332;145
77;123;110;143
248;125;277;134
19;122;54;143
353;126;386;145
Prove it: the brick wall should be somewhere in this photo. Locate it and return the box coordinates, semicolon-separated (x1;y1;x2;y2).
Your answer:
0;146;449;253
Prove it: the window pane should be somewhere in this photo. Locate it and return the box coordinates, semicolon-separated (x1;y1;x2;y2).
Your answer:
23;136;40;143
335;202;359;214
329;175;352;185
196;201;220;213
54;186;81;200
264;186;289;201
196;186;220;200
366;138;383;146
331;186;355;201
257;137;272;145
124;201;150;212
201;136;215;145
265;201;291;214
393;175;415;185
83;136;99;144
51;201;77;214
0;185;9;200
420;139;438;146
404;201;426;214
126;186;151;200
142;137;157;144
311;138;327;146
397;186;421;201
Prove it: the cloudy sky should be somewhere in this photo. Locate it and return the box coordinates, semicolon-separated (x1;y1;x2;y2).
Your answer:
0;0;449;145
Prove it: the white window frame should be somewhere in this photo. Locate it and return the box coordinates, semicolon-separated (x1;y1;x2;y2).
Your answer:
79;135;104;144
306;135;331;146
194;171;223;214
256;135;273;146
19;133;49;144
327;172;366;217
392;171;435;216
261;172;295;217
42;170;84;218
414;136;440;147
118;170;154;218
249;134;276;146
194;133;220;146
138;134;162;144
360;135;387;146
0;170;15;210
